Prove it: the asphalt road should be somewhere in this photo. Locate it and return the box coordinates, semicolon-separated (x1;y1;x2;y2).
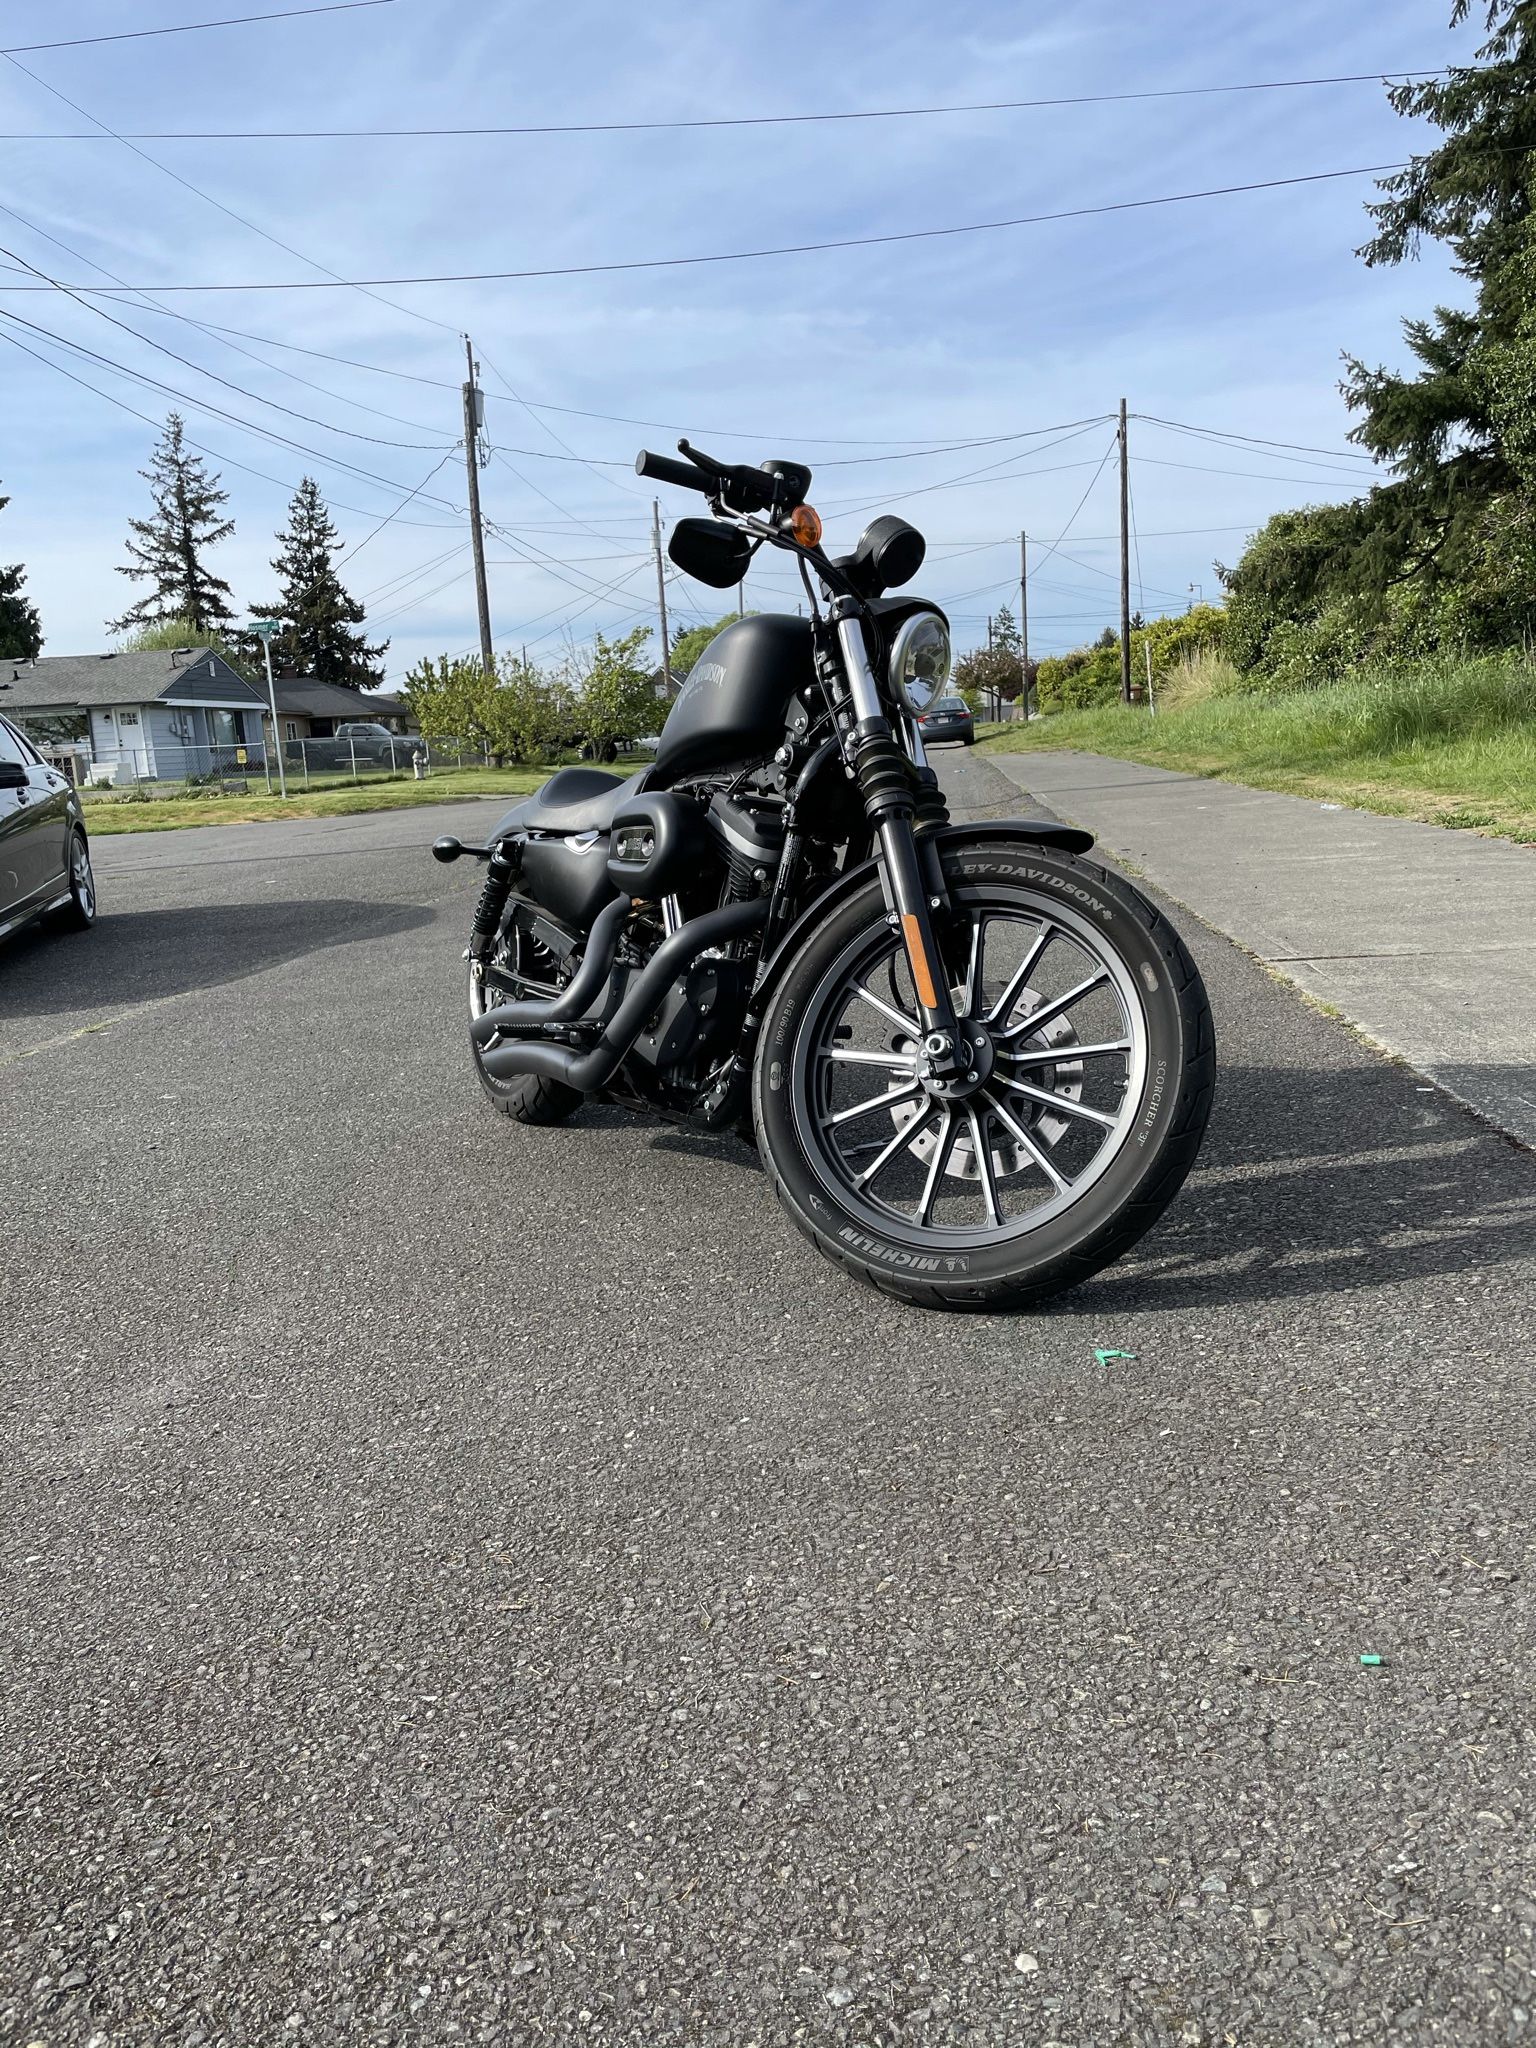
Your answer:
3;754;1533;2046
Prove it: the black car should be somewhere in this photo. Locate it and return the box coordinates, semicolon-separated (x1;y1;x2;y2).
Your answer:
0;713;96;945
917;693;975;745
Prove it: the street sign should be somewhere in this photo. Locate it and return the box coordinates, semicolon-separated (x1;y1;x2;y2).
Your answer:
249;618;281;638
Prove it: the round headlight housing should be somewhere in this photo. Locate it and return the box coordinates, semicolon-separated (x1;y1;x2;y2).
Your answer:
889;609;952;716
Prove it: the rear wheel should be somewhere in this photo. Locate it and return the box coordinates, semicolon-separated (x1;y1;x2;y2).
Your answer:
468;915;582;1125
752;841;1214;1310
52;828;96;932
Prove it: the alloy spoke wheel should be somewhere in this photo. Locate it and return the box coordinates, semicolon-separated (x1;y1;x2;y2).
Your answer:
794;890;1147;1248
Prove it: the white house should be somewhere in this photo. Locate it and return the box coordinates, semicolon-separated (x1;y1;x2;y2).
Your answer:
0;646;271;782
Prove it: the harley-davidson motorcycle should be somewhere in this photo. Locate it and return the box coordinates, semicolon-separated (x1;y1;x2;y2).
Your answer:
433;440;1214;1309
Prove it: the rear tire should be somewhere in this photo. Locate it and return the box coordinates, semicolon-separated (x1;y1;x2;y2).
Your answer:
752;841;1214;1311
52;829;97;932
468;922;582;1126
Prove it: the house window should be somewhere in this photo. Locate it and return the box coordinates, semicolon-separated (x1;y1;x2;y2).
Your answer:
208;709;242;746
285;719;298;740
117;708;141;728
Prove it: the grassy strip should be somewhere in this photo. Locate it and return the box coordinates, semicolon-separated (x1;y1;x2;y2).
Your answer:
978;658;1536;845
82;765;561;834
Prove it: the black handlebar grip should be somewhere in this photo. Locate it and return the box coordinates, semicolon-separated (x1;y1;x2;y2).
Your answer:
635;450;713;494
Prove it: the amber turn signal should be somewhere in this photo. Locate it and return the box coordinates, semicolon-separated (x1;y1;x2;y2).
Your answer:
788;503;822;547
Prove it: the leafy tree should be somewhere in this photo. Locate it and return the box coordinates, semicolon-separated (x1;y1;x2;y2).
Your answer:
954;644;1024;712
256;478;386;686
111;413;236;635
0;486;42;660
667;612;746;681
401;654;499;758
571;625;658;754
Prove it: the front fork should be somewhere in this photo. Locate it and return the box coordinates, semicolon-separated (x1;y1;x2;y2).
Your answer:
832;605;972;1083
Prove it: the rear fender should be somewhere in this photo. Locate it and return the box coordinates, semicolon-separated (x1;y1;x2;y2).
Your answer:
757;817;1094;1001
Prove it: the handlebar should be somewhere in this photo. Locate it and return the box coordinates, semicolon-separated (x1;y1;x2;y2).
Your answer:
635;440;778;516
634;448;715;495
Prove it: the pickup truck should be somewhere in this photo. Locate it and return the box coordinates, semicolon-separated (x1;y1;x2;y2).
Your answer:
304;722;425;768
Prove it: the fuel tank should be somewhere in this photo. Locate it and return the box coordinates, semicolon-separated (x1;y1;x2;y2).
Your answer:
653;613;815;785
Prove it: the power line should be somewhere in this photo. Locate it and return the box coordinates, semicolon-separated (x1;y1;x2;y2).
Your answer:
0;321;461;530
0;238;453;450
338;452;457;564
1;1;394;57
1030;442;1121;573
0;66;1447;136
1136;413;1377;463
0;299;470;511
0;196;461;439
1;46;458;337
0;161;1415;294
1136;453;1366;487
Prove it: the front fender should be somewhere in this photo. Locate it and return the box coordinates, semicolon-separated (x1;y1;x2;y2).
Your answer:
756;817;1094;1001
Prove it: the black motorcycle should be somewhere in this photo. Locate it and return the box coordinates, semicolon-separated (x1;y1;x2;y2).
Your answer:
434;442;1214;1309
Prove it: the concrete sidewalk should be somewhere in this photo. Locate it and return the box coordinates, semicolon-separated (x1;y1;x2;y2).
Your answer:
985;749;1536;1146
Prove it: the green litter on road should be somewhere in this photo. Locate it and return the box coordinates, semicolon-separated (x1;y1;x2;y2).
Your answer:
1094;1348;1139;1366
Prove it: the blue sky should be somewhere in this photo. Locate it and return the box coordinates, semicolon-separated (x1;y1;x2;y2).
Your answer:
0;0;1473;681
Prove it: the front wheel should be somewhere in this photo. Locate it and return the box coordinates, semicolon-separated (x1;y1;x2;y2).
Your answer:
752;842;1214;1310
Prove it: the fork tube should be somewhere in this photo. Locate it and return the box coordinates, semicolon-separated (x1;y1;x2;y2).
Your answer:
829;599;960;1060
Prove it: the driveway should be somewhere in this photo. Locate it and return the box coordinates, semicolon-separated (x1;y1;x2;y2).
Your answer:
2;761;1533;2045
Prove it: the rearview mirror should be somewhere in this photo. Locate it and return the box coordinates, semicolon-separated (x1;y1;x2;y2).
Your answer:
668;517;754;590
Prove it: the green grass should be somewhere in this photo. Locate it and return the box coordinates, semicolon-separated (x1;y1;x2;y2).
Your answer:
80;761;648;834
980;654;1536;845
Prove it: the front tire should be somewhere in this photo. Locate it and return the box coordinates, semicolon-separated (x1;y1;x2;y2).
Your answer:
752;841;1213;1310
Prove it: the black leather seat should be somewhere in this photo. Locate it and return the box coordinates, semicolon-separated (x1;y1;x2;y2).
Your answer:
499;764;649;836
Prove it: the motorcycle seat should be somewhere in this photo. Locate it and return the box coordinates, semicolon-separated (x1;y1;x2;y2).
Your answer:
499;764;651;836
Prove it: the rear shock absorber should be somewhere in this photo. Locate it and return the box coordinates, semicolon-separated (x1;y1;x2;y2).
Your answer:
468;840;522;960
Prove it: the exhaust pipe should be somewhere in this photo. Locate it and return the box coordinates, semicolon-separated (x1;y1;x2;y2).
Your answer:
471;892;630;1044
477;897;769;1093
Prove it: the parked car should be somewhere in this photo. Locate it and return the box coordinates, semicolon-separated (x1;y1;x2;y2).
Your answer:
917;694;976;745
301;721;425;769
0;712;95;946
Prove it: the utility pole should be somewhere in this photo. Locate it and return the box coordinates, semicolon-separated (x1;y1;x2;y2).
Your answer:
1118;397;1132;704
652;498;672;693
1019;529;1030;721
462;335;494;674
248;616;287;799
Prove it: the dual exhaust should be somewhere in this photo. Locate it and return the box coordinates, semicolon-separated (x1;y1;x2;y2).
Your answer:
470;886;768;1095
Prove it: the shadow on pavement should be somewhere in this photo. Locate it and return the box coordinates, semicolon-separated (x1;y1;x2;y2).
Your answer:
1062;1059;1535;1314
0;899;435;1020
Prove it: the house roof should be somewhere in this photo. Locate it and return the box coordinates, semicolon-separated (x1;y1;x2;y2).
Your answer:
0;647;265;711
271;677;409;719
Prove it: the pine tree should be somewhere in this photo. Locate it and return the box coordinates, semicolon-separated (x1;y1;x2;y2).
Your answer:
259;477;386;686
1339;0;1536;601
110;413;236;635
0;487;42;660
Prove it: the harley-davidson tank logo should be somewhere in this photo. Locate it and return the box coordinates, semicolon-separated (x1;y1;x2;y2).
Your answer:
689;661;729;691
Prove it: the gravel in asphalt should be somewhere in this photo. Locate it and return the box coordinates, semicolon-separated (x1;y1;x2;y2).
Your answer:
2;757;1533;2046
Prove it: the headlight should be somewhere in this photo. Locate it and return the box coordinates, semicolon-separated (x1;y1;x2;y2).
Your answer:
889;610;952;716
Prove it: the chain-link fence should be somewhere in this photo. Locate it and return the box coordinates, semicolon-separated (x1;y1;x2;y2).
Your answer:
44;733;491;795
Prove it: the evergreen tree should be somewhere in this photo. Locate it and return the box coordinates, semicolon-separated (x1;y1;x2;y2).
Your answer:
111;413;236;635
1338;0;1536;613
259;477;386;686
990;604;1022;655
0;487;42;660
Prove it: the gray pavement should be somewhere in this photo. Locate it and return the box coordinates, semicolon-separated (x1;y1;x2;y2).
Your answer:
2;757;1535;2046
988;750;1536;1147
